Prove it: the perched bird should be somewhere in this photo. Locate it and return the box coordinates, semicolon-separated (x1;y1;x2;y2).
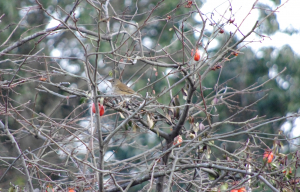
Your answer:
107;79;141;96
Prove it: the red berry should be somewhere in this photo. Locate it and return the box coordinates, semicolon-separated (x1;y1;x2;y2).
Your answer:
100;104;105;116
232;52;239;56
92;103;105;116
263;151;274;163
92;103;96;113
194;49;200;61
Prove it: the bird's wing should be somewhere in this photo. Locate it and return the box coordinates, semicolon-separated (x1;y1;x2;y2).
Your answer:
119;83;136;94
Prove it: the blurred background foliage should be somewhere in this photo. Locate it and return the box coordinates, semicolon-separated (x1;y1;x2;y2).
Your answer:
0;0;299;190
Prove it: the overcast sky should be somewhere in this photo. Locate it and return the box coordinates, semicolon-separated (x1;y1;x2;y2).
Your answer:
195;0;300;55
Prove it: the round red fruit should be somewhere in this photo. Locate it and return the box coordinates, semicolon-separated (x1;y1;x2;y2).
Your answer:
100;104;105;116
194;49;200;61
263;151;274;163
92;103;105;116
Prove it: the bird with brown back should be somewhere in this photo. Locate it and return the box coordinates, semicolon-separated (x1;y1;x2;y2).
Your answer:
107;79;141;96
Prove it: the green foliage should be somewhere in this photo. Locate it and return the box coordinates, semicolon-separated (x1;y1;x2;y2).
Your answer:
256;3;279;35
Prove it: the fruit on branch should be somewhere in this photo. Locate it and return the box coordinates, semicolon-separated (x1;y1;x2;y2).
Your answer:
230;187;245;192
68;188;76;192
263;150;274;163
185;1;192;8
232;52;239;56
283;167;292;175
219;28;224;33
194;49;200;61
211;65;222;71
173;135;183;147
39;77;47;81
92;103;105;116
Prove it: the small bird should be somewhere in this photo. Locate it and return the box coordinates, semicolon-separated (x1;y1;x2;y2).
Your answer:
107;79;141;96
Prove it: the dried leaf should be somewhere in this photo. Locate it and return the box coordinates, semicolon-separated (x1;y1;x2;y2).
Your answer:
199;123;205;131
147;114;154;129
119;112;125;119
188;132;195;139
213;106;217;112
181;88;187;100
165;109;172;122
188;116;194;124
206;146;211;159
174;107;180;119
193;122;199;133
132;122;138;133
174;95;180;106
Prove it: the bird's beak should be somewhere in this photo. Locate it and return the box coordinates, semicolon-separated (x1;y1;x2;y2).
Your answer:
107;79;113;82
